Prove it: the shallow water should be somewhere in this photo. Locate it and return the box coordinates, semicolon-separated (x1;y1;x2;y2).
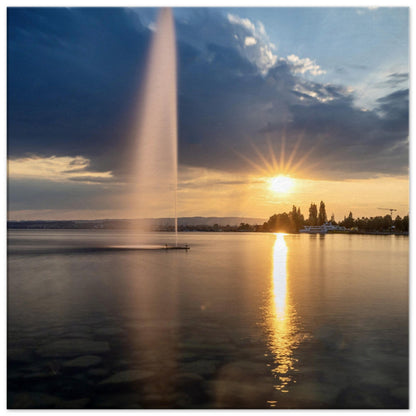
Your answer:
7;230;409;408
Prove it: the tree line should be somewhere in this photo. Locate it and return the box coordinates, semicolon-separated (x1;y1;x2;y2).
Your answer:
172;202;409;234
261;201;409;233
7;206;408;233
338;211;409;233
164;203;410;233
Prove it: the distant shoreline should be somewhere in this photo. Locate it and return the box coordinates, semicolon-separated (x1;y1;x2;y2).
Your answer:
7;222;408;236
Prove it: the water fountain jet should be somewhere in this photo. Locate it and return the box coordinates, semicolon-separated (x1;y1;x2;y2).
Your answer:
125;7;188;250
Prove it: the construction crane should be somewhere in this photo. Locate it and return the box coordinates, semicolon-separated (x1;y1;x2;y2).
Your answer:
378;208;397;217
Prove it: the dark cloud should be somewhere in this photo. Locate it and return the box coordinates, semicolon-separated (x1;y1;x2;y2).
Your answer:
8;178;122;211
349;64;369;70
68;176;117;183
7;7;409;183
8;7;149;171
382;72;408;88
179;178;264;190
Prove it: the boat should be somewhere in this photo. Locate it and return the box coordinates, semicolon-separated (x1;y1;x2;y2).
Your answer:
107;243;190;251
164;244;190;250
299;222;346;234
299;225;327;234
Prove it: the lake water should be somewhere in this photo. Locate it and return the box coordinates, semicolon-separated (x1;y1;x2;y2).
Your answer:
7;230;409;409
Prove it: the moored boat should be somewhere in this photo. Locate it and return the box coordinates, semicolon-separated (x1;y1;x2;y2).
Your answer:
299;222;346;234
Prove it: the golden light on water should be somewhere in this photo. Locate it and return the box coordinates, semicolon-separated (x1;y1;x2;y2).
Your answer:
267;233;299;393
272;233;288;315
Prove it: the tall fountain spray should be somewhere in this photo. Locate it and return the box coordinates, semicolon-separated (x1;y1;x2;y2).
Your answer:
132;8;181;247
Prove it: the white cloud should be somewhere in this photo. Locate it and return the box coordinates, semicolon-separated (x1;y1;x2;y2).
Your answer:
8;155;113;183
227;14;256;33
287;54;326;76
293;82;349;103
227;13;277;74
352;65;409;110
257;21;266;36
356;7;378;15
226;15;324;78
294;83;331;102
244;36;257;46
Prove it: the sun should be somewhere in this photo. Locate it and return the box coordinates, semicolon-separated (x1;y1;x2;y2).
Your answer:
269;175;294;193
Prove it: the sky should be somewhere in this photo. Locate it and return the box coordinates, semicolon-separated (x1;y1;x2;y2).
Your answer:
7;6;409;221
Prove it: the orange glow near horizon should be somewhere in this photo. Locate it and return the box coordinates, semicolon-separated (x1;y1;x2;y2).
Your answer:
7;161;409;221
234;130;319;185
233;132;316;206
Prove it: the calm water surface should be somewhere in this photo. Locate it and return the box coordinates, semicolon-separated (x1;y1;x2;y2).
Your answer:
7;230;409;408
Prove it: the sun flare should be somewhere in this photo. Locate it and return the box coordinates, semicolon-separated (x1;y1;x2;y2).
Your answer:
269;175;294;193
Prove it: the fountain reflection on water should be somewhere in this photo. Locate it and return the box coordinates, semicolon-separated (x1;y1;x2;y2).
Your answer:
267;233;300;393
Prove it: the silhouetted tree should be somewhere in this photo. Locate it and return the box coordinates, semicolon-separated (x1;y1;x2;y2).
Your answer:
308;203;318;226
382;215;393;231
355;217;367;231
238;222;252;231
403;215;409;232
264;212;293;232
261;206;408;234
318;201;327;225
343;211;354;229
393;216;402;232
289;205;304;232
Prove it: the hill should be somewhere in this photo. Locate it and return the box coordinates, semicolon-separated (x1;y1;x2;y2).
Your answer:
7;217;265;230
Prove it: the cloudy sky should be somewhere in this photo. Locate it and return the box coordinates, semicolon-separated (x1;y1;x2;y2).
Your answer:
7;6;409;221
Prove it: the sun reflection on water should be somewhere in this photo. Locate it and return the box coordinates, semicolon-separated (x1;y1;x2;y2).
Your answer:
267;233;299;393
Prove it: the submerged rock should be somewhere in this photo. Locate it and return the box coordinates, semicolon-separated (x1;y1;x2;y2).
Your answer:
8;348;33;364
178;351;201;362
36;339;110;358
335;383;403;409
60;398;90;409
288;380;339;406
173;373;207;404
22;371;57;380
88;368;109;377
390;386;408;405
221;360;269;376
95;327;124;336
178;341;236;356
181;360;220;378
8;391;61;409
92;393;143;409
174;372;205;385
63;355;102;368
99;369;155;385
8;370;24;381
208;379;273;408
